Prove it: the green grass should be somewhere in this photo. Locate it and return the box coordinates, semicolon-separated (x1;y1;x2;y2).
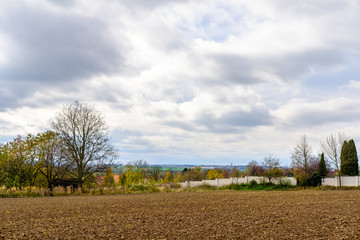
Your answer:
219;182;296;191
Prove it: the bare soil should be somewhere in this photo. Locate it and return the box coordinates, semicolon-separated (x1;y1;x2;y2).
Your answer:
1;191;360;239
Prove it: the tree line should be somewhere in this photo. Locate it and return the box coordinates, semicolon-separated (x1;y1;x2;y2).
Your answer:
102;161;239;187
290;134;358;186
0;102;117;195
152;134;359;188
244;134;359;187
1;101;359;192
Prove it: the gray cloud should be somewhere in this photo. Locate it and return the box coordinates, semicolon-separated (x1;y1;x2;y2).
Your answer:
274;98;360;129
0;2;128;109
288;105;360;128
197;105;273;132
162;120;196;132
211;54;262;85
0;4;124;83
113;130;162;155
120;0;186;9
45;0;75;7
208;48;345;86
272;0;351;18
0;118;9;126
261;49;346;81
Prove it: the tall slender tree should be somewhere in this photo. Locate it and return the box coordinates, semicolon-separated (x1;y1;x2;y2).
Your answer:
340;139;359;176
319;153;327;178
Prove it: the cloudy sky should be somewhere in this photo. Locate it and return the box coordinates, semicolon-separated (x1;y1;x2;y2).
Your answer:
1;0;360;166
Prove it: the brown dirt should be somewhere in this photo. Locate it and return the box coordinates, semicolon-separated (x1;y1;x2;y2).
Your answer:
1;191;360;239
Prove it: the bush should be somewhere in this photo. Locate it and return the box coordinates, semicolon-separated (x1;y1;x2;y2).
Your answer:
220;180;295;191
295;171;322;187
249;179;258;186
222;183;247;190
307;172;322;187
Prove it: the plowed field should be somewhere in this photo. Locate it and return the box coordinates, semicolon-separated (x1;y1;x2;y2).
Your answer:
1;191;360;239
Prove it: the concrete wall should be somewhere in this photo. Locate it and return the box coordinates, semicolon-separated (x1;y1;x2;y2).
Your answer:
322;177;336;186
337;176;359;187
181;176;360;188
181;176;296;188
322;176;360;187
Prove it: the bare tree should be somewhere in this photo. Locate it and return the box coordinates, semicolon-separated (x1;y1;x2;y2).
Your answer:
291;135;312;172
321;132;347;186
131;160;148;169
50;101;117;189
263;154;280;169
262;154;282;183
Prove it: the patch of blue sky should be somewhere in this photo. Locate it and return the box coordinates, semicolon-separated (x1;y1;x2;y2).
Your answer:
304;64;360;90
177;5;251;42
0;136;13;144
304;53;360;89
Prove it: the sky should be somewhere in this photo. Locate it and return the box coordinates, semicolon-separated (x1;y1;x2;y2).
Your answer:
1;0;360;166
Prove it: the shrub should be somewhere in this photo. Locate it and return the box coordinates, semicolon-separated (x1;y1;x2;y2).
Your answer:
307;172;322;187
249;179;258;186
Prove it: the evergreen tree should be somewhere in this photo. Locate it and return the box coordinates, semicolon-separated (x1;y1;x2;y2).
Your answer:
103;167;115;186
340;140;359;176
319;153;327;177
349;140;359;175
340;140;350;175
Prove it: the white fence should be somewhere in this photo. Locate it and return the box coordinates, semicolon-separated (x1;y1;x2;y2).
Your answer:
181;176;360;188
322;176;360;187
180;176;296;188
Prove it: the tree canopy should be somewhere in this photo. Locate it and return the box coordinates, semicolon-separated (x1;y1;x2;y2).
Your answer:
340;139;359;176
50;101;117;189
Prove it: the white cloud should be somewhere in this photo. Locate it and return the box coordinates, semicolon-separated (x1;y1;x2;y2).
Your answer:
274;97;360;128
345;80;360;91
1;0;360;165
